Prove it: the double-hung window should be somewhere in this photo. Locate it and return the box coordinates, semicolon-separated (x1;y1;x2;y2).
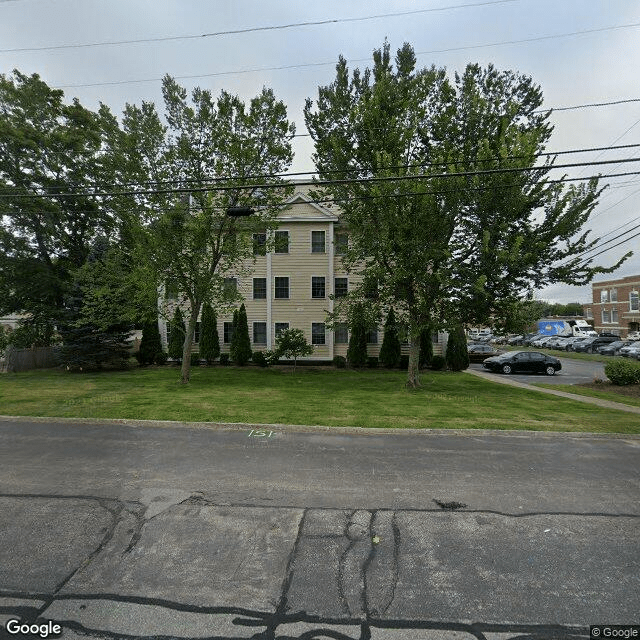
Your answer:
275;277;289;299
311;231;326;253
334;277;348;298
334;323;348;344
367;328;378;344
312;276;326;299
223;322;234;344
274;230;289;254
312;323;325;345
335;232;348;256
253;322;267;344
275;322;289;338
253;233;266;256
224;278;237;296
630;291;639;312
253;278;267;300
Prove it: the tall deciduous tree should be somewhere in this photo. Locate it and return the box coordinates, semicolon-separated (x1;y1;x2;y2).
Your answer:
0;71;122;339
305;42;629;387
119;75;295;383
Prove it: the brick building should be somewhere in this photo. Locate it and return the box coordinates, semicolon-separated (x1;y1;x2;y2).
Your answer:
587;275;640;337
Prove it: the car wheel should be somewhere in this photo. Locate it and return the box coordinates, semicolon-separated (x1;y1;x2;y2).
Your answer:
545;365;556;376
565;345;571;351
501;364;512;374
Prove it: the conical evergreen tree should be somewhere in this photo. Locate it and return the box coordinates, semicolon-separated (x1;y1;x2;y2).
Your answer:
168;307;186;362
445;325;469;371
199;303;220;364
347;303;368;368
229;308;239;363
419;326;433;368
138;321;163;365
233;303;252;365
379;308;401;368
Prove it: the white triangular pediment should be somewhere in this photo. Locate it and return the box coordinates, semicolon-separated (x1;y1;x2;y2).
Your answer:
278;192;340;221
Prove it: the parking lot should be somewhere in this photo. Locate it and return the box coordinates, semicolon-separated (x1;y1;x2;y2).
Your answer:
470;356;607;385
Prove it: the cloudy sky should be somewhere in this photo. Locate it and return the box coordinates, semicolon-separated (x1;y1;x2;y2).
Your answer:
2;0;639;304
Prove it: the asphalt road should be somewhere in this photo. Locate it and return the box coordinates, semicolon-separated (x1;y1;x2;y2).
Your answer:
470;355;607;385
0;417;638;640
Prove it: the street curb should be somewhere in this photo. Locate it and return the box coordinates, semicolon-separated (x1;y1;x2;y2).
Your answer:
0;414;638;439
464;368;640;415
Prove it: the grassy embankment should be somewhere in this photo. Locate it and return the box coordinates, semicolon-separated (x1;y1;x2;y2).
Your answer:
1;366;639;433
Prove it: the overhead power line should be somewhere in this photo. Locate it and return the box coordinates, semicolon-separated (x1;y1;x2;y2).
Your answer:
50;22;640;89
23;142;640;191
575;230;640;267
0;0;520;53
2;171;639;215
2;169;639;202
2;158;640;200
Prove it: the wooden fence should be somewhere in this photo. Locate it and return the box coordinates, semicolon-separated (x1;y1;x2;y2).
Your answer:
1;345;58;373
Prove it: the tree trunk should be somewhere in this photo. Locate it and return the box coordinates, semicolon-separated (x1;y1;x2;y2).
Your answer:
181;301;201;384
406;330;422;389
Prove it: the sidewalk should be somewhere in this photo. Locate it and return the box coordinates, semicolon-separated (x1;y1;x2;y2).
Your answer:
465;368;640;414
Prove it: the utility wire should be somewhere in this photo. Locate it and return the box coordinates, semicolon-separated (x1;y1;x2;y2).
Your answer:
51;22;640;89
0;0;521;53
13;142;638;191
1;171;639;207
575;231;640;267
2;158;639;199
577;223;640;258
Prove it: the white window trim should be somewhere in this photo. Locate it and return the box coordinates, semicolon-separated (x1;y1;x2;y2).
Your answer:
274;275;291;300
334;275;349;298
610;288;618;302
630;291;639;312
334;322;349;344
602;309;611;323
274;229;290;254
334;230;348;256
252;277;267;300
252;321;267;345
310;229;326;254
274;321;290;344
311;322;326;345
311;275;326;299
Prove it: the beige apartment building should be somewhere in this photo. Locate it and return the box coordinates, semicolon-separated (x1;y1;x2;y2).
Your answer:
587;274;640;337
159;186;445;361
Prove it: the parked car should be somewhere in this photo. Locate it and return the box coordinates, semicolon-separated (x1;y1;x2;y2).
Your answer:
572;335;619;354
507;334;524;346
531;336;555;348
523;333;544;346
619;341;640;358
482;351;562;376
597;340;633;356
564;336;590;351
544;336;572;350
467;343;504;362
626;331;640;341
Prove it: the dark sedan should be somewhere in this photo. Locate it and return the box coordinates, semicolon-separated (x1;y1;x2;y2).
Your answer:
467;343;504;362
482;351;562;375
573;336;619;353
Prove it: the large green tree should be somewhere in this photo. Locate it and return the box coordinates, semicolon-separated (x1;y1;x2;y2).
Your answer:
119;75;295;383
0;71;121;338
305;42;630;387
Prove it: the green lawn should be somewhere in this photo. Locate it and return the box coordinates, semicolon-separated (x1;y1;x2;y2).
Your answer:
535;382;640;408
1;365;639;433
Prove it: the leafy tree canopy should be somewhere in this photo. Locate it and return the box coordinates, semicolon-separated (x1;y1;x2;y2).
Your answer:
305;42;629;386
117;75;296;383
